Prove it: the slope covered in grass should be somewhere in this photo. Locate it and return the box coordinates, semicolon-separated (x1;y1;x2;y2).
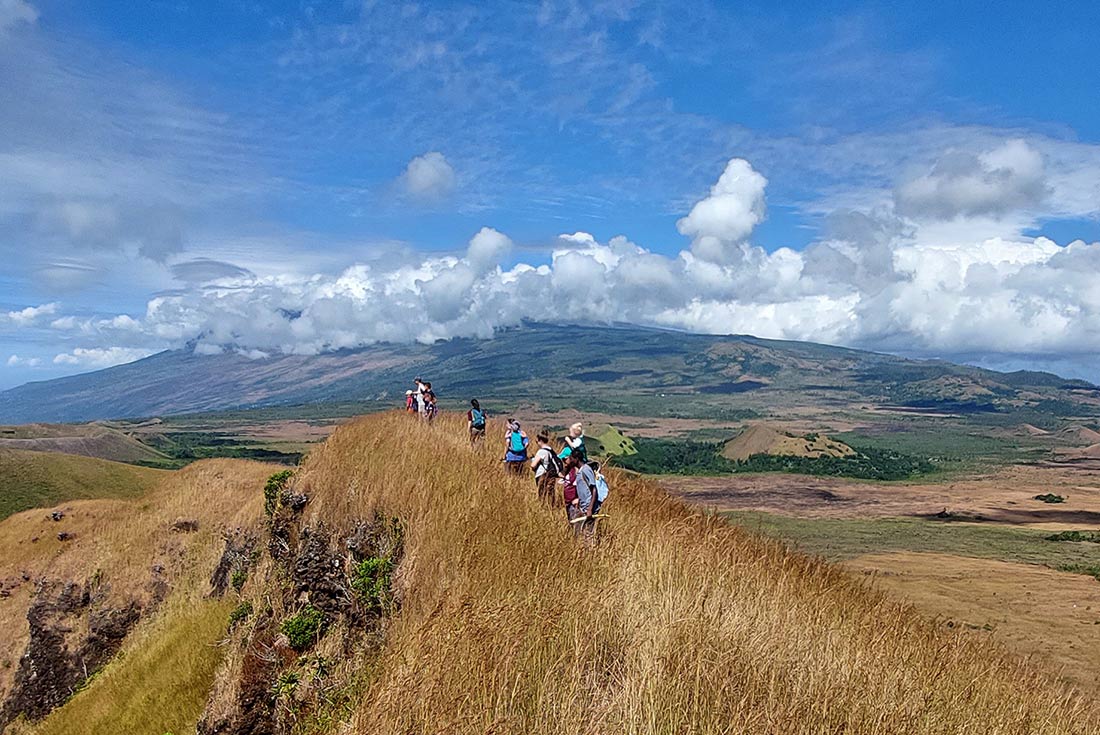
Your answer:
29;599;233;735
205;412;1098;734
0;423;169;464
0;448;167;521
0;459;272;731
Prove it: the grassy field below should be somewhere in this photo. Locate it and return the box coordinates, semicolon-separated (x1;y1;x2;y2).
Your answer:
25;598;233;735
0;448;166;521
723;511;1100;575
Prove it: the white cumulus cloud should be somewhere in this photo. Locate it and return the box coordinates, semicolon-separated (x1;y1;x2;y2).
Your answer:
400;151;457;198
53;346;155;368
896;139;1048;220
676;158;768;264
18;153;1100;383
3;302;59;326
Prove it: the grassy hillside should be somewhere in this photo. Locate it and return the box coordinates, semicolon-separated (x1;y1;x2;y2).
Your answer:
0;423;169;464
200;413;1096;733
4;413;1097;732
0;448;167;521
0;459;272;732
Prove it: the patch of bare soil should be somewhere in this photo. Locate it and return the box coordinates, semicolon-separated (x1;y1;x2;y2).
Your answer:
844;552;1100;697
660;463;1100;528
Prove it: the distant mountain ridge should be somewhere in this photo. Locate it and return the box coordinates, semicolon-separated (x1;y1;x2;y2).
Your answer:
0;323;1096;423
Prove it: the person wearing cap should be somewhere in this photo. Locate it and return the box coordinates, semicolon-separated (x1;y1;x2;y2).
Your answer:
405;390;416;413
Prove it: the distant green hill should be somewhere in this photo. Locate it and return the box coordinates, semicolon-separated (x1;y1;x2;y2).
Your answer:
0;448;167;520
0;323;1096;424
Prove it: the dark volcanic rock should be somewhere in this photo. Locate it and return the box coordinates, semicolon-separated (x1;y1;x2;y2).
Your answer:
171;518;200;533
0;580;140;728
209;529;256;598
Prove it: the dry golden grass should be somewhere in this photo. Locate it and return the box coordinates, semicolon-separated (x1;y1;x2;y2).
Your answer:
264;412;1100;734
0;459;272;722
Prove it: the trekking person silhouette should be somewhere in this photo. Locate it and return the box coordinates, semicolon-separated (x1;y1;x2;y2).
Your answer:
560;422;587;463
530;432;562;503
504;419;529;474
573;459;602;542
423;382;438;423
467;399;487;444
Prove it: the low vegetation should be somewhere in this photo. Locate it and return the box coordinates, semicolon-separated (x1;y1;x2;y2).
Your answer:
282;605;325;651
612;437;933;480
1035;493;1066;504
351;556;395;613
139;431;302;468
263;468;295;516
1048;530;1100;543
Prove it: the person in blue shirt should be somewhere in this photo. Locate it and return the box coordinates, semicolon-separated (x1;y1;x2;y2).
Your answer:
503;419;529;474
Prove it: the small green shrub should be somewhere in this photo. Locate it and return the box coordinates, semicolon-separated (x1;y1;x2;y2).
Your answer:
271;670;300;698
228;601;253;628
351;556;395;613
264;469;295;515
1034;493;1066;504
1046;530;1100;543
282;605;324;650
230;569;248;591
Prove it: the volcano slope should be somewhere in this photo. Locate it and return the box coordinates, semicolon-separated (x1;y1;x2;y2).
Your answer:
7;412;1099;734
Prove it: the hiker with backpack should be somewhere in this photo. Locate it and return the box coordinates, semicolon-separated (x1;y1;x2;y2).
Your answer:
422;381;438;423
530;432;563;503
413;377;428;419
572;459;604;541
504;419;529;474
467;399;487;444
562;452;581;523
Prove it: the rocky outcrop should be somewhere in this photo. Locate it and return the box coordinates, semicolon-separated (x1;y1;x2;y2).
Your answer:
198;500;404;735
0;580;140;729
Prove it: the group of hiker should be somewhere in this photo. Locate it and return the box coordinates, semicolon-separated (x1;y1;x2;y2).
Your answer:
404;377;438;423
497;415;608;539
481;404;607;536
402;379;607;539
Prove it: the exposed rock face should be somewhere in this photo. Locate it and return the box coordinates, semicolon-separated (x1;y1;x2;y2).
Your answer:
0;580;140;729
198;506;405;735
209;529;257;598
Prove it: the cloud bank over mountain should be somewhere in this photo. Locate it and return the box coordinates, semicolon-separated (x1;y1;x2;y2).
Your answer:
16;146;1099;381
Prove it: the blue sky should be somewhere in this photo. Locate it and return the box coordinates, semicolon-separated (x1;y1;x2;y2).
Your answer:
3;0;1100;389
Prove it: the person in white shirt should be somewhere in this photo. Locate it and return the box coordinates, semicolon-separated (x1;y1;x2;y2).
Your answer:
529;432;560;503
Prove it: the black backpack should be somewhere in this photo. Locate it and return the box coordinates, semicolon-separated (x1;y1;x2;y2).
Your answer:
543;448;565;477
